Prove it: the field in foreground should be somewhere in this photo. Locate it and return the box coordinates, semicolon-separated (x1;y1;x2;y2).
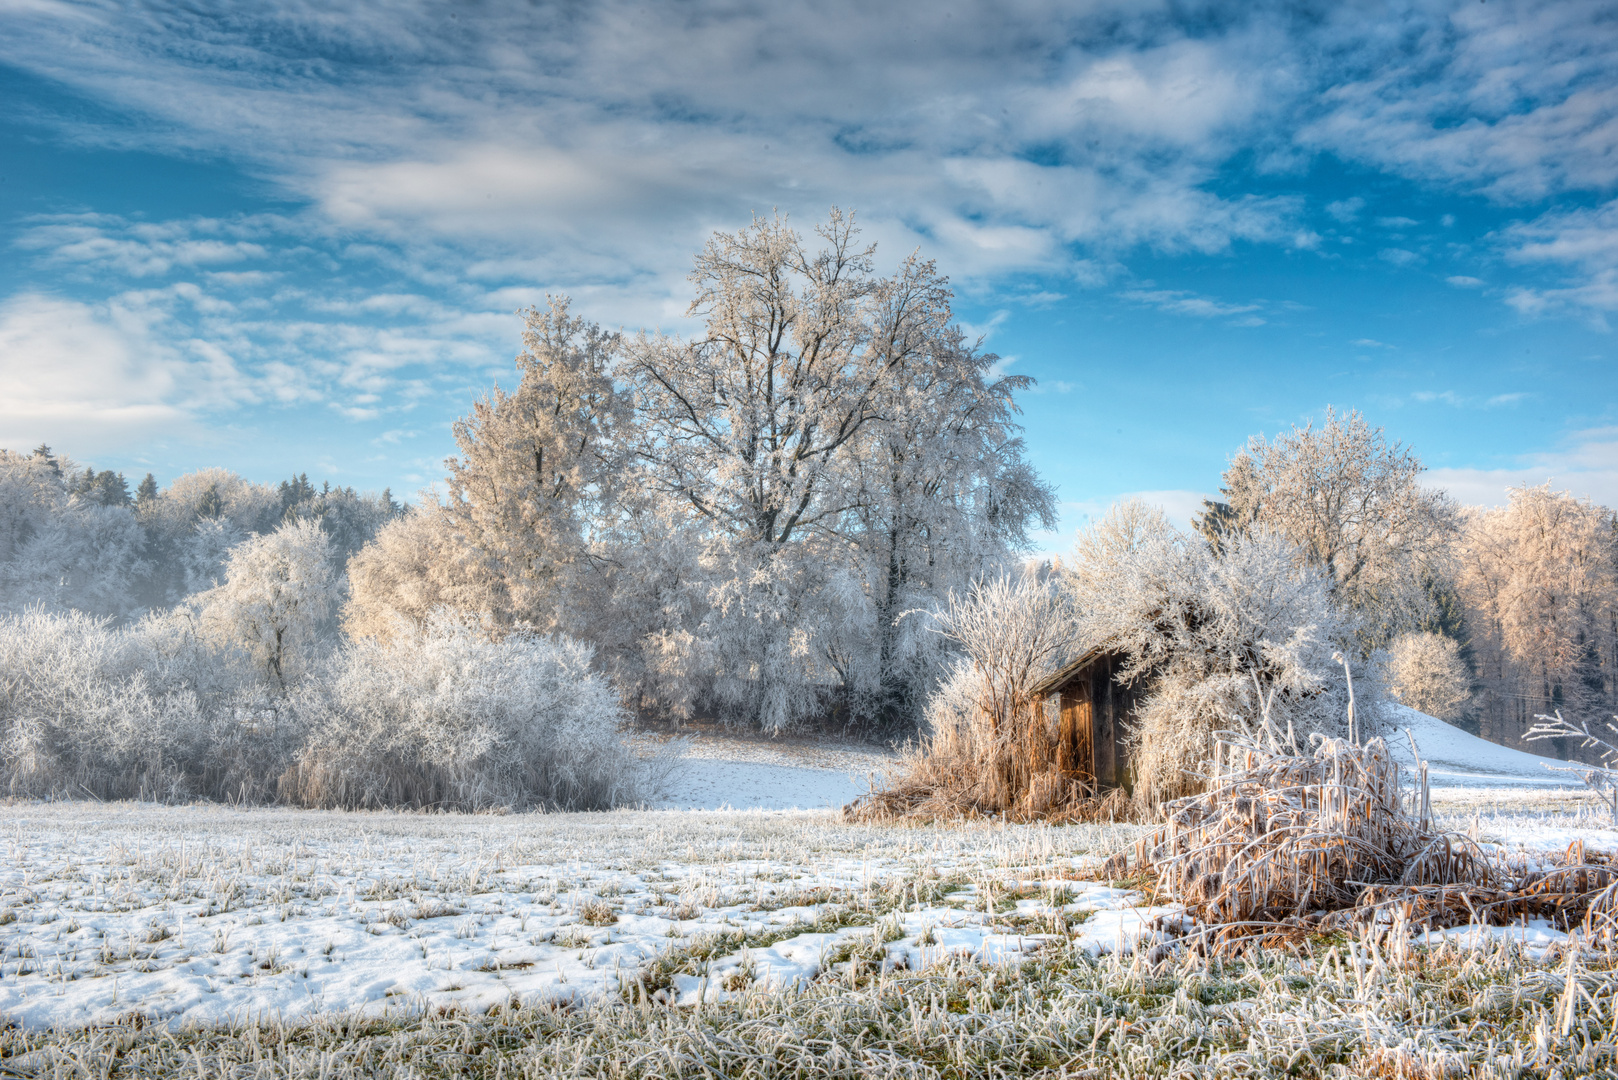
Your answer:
3;785;1618;1077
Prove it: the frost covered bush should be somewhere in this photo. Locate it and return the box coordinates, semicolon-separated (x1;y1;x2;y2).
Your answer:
0;605;648;812
284;614;642;811
190;519;337;687
1068;501;1363;806
0;608;286;801
1384;631;1471;720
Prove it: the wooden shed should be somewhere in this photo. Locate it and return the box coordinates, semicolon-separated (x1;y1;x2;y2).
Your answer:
1030;645;1141;793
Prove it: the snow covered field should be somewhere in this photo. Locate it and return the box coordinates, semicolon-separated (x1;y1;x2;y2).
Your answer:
4;713;1616;1033
0;796;1162;1030
644;730;896;811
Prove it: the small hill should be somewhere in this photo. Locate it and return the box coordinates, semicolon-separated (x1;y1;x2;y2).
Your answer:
1382;703;1587;787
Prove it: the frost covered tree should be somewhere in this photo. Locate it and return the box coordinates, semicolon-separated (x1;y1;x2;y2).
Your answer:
1455;484;1618;750
193;520;336;688
134;468;393;607
442;297;627;631
1384;631;1472;721
281;482;400;566
625;212;927;550
1195;408;1457;652
620;211;1050;731
0;449;146;618
1070;501;1356;804
571;493;714;722
840;324;1056;730
342;508;507;644
139;468;282;603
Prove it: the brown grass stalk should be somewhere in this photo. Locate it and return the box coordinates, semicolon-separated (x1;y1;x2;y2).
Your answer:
1125;734;1618;951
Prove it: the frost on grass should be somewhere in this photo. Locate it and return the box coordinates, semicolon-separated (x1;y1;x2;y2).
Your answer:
6;895;1618;1078
4;797;1618;1077
0;802;1149;1030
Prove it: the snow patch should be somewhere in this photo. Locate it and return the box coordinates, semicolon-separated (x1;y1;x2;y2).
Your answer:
1383;703;1586;787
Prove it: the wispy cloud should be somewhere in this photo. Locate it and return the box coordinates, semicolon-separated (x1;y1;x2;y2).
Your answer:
1498;199;1618;321
1118;288;1264;322
1407;389;1529;409
1299;2;1618;200
1378;247;1423;267
1325;197;1365;223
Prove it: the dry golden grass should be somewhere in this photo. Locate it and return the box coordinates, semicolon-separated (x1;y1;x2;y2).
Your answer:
1126;734;1618;951
843;720;1146;825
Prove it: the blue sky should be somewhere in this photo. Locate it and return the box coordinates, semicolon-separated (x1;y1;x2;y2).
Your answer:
2;0;1616;552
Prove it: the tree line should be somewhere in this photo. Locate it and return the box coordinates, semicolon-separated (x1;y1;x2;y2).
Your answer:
1192;409;1618;757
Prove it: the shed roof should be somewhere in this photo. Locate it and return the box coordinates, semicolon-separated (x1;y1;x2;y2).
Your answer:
1029;641;1122;698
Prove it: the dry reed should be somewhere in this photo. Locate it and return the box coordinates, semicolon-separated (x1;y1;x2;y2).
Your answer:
843;710;1145;825
1128;733;1618;951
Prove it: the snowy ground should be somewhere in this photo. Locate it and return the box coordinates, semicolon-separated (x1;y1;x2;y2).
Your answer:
4;714;1616;1032
643;729;896;811
0;799;1159;1030
1384;703;1589;787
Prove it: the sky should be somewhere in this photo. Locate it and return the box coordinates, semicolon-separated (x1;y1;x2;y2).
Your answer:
1;0;1616;554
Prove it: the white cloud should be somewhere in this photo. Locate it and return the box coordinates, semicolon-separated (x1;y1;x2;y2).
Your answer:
1378;247;1423;267
0;293;197;453
1406;388;1529;410
1325;197;1365;223
1118;288;1262;319
17;215;270;278
1427;427;1618;509
0;0;1315;293
1300;2;1618;200
1496;199;1618;319
1446;275;1485;288
1125;489;1218;532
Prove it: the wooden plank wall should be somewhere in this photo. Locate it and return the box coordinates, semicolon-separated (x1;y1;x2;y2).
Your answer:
1053;654;1137;793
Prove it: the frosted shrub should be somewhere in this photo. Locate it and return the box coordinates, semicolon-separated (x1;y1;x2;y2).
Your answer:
285;614;642;811
1069;502;1362;806
850;575;1084;820
1384;631;1471;720
0;608;278;801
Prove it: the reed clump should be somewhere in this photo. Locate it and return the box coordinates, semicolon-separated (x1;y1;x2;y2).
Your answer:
1129;734;1618;950
843;727;1143;824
